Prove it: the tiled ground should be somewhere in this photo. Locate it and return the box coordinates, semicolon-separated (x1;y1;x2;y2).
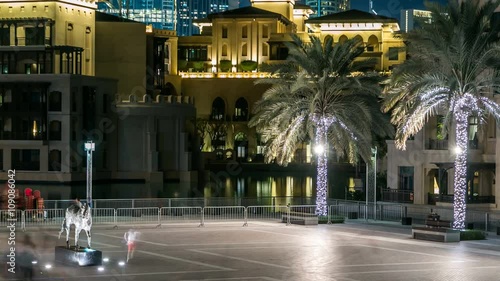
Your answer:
2;221;500;281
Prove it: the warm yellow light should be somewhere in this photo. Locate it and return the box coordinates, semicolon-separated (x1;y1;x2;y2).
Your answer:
32;120;37;137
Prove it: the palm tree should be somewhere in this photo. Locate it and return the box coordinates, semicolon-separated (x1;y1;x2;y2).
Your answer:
249;35;393;215
382;0;500;229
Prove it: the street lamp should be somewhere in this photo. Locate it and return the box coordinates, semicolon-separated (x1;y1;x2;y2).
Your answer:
84;141;95;208
366;146;377;220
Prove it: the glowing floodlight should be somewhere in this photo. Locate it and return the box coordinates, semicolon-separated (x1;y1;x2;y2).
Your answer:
314;144;325;155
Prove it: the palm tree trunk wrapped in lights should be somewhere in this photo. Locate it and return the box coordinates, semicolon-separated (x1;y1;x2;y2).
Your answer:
382;1;500;229
249;35;393;215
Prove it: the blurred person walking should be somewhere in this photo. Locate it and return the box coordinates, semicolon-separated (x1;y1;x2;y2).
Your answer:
124;229;140;262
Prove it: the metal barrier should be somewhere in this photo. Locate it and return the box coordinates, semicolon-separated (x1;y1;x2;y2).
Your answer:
160;207;203;226
247;205;288;224
202;206;246;226
115;207;160;228
92;208;116;226
0;209;23;227
6;204;500;233
23;209;64;229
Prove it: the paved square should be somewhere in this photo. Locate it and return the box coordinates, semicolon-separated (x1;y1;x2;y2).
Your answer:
2;222;500;280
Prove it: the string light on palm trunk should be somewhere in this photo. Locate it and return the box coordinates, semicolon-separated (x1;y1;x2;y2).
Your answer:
314;117;333;216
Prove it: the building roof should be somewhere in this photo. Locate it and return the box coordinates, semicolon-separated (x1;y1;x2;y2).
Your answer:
306;9;398;23
95;11;141;23
205;6;291;25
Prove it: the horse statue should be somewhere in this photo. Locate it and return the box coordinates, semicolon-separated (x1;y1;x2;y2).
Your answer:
58;202;92;249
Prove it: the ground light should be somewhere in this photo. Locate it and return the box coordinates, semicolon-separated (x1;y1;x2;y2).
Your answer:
118;261;125;266
98;267;104;272
103;258;109;262
45;264;52;269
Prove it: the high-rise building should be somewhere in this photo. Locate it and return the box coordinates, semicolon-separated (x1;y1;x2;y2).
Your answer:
97;0;176;30
177;0;229;36
305;0;350;17
400;9;432;33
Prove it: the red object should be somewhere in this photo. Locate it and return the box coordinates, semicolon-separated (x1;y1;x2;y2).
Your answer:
25;195;35;209
33;190;41;198
24;188;33;197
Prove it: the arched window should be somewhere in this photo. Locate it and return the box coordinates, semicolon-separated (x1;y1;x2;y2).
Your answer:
49;149;61;171
211;97;225;120
241;43;247;56
49;120;61;140
222;44;228;56
367;35;379;52
338;35;348;44
353;35;364;45
234;97;248;121
324;35;333;47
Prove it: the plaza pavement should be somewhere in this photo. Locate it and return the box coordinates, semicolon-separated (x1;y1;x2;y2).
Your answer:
2;220;500;281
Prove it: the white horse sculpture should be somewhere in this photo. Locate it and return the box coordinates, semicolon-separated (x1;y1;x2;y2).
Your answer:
58;203;92;249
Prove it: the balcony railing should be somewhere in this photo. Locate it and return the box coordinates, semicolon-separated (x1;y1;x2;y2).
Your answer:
381;189;413;203
428;194;495;204
426;139;449;150
0;132;46;141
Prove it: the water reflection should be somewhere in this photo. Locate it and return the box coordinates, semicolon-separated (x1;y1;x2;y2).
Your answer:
13;175;315;202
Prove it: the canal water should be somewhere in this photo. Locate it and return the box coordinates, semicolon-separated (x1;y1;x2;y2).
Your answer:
12;169;354;202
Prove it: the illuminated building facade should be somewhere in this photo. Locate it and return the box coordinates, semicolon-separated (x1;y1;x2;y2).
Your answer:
400;9;432;33
0;0;196;183
97;0;176;30
173;0;405;163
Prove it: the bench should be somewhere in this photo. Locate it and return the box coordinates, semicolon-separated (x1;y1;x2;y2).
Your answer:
425;219;451;228
282;212;318;225
412;226;460;242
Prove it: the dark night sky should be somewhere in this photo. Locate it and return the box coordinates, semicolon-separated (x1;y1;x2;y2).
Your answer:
236;0;450;20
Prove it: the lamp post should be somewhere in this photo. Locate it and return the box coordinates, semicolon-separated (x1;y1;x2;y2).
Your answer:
84;141;95;208
365;146;377;220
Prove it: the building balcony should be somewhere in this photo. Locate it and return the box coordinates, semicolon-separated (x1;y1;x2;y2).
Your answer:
425;138;449;150
179;71;271;79
428;193;495;204
381;189;414;203
0;131;46;141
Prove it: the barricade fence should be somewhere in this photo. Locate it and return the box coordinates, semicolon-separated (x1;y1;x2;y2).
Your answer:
5;204;500;232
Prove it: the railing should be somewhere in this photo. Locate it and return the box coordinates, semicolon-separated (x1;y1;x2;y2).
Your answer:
7;202;500;233
382;189;413;203
426;139;449;150
428;194;495;204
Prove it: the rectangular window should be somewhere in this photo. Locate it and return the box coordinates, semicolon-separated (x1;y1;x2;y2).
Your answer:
262;43;268;56
11;149;40;171
0;149;3;170
262;25;269;38
222;26;228;38
398;166;414;190
388;47;399;61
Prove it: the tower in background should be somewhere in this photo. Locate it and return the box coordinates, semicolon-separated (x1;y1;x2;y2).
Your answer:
400;9;432;33
177;0;229;36
97;0;176;30
305;0;350;17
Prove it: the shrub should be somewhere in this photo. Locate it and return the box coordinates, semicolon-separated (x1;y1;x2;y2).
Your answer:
192;61;205;72
318;215;345;224
220;60;232;72
460;230;486;240
178;60;188;71
240;60;258;72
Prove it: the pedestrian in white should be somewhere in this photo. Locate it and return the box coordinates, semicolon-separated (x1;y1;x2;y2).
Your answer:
124;229;140;262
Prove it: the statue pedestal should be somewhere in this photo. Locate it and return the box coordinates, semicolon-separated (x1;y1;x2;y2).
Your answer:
55;246;102;266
